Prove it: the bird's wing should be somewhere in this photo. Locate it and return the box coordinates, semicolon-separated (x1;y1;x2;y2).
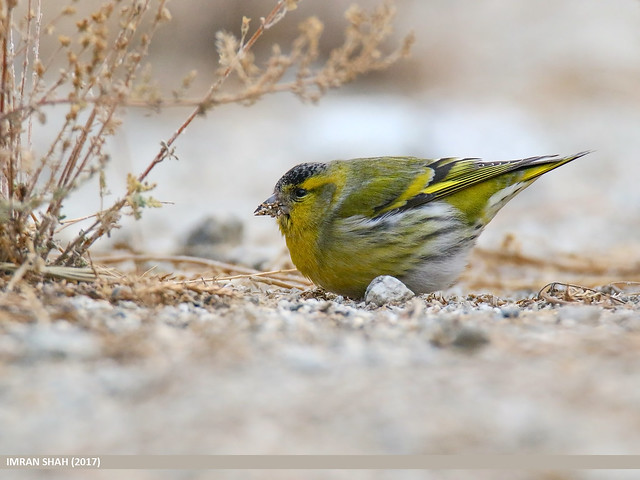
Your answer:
372;152;589;217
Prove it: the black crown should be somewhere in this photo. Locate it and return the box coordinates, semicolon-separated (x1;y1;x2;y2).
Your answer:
275;162;327;191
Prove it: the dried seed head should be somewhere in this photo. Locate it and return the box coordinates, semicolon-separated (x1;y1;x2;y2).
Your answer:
35;60;45;77
76;18;89;32
65;103;81;121
182;70;197;88
241;16;250;40
158;7;172;23
91;11;106;24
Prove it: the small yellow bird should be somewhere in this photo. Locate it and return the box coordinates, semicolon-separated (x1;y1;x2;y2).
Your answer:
255;152;588;298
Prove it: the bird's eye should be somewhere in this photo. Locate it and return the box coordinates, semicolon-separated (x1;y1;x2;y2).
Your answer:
293;187;308;199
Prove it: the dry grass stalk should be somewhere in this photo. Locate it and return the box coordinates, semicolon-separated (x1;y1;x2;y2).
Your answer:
0;261;108;283
94;253;312;290
0;0;413;287
537;282;635;309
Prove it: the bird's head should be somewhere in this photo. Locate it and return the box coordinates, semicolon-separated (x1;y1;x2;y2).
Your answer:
254;162;339;235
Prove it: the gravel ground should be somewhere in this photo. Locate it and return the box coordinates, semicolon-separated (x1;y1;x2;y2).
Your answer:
1;265;639;479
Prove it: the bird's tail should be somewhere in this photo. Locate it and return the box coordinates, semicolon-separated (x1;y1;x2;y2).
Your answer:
518;151;591;183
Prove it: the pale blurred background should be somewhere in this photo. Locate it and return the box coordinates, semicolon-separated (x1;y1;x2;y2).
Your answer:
59;0;640;264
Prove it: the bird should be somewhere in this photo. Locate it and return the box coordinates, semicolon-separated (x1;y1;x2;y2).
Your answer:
255;152;589;298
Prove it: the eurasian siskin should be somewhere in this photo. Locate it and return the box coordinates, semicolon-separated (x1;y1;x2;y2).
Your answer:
255;152;589;298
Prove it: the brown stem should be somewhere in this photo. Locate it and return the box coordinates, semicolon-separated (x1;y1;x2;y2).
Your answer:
0;5;10;116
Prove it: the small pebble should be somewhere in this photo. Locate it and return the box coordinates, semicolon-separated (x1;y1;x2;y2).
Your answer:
452;326;490;351
110;286;134;302
105;309;142;333
180;215;243;261
500;305;521;318
365;276;415;306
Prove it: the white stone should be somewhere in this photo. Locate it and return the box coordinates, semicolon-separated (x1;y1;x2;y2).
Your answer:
364;276;415;306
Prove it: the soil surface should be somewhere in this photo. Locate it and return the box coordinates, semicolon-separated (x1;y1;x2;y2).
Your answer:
1;250;639;480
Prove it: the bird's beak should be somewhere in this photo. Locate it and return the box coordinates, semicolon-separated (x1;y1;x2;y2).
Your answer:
254;193;285;218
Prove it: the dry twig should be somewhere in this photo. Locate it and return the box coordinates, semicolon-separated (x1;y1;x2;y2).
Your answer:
538;282;629;309
94;253;312;290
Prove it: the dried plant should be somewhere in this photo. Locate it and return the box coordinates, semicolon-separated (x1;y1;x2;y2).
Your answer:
0;0;413;280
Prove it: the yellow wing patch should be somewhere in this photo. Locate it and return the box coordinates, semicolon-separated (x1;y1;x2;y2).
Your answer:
423;162;514;199
374;168;435;214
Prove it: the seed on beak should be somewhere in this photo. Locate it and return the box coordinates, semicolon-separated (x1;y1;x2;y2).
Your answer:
254;194;282;218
